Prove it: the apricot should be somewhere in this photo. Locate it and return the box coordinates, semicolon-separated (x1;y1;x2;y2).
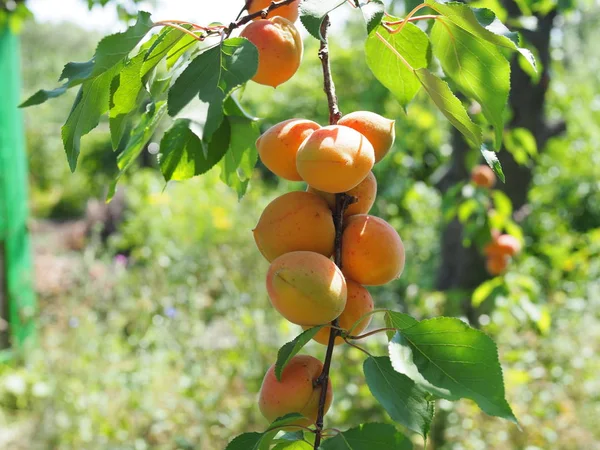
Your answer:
253;191;334;262
259;355;332;427
307;171;377;218
307;279;374;346
496;234;521;256
486;255;509;275
337;111;395;163
341;215;405;286
266;251;347;326
257;119;320;181
296;125;375;193
240;17;303;88
471;164;496;188
248;0;300;22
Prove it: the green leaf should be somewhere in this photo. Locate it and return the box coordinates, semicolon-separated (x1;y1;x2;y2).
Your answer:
425;0;535;70
430;20;510;149
166;33;199;70
106;101;168;201
320;423;413;450
481;144;505;182
274;326;325;381
142;26;190;76
225;432;264;450
415;68;482;148
384;311;419;340
158;118;231;182
299;0;347;41
273;441;312;450
504;127;537;165
61;64;122;171
359;0;385;35
363;356;434;438
388;317;517;423
219;113;260;199
365;24;430;109
472;278;505;307
91;11;153;77
167;38;258;141
491;190;512;217
20;84;69;108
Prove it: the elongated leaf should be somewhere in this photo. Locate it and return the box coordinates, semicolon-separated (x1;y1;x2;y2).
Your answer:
363;356;434;438
167;38;258;141
425;0;535;70
359;0;385;35
299;0;347;41
142;26;190;76
225;432;264;450
365;24;430;108
20;84;69;108
415;68;482;148
275;326;325;381
158;118;231;182
225;414;305;450
321;423;413;450
481;144;505;182
388;317;517;423
431;21;510;148
61;64;122;171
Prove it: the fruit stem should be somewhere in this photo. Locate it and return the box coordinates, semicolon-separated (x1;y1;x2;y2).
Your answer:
313;18;351;449
224;0;299;38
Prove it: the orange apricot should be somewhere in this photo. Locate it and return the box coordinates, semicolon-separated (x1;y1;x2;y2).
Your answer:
341;215;405;286
240;17;303;88
266;251;347;326
307;171;377;218
486;255;509;275
253;191;334;262
471;164;496;188
296;125;375;193
258;355;332;427
337;111;396;163
248;0;300;22
496;234;521;256
257;119;320;181
307;279;374;346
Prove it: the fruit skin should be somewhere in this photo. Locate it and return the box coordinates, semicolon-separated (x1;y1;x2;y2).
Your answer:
240;17;303;88
338;111;396;163
486;254;509;275
471;164;496;188
257;119;320;181
253;191;335;262
484;234;521;257
307;171;377;218
266;251;347;326
248;0;300;22
296;125;375;194
259;355;333;427
341;215;405;286
307;279;374;346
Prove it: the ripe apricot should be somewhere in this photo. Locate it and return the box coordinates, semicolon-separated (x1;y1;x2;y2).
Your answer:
341;215;405;286
266;251;347;326
307;279;374;346
486;255;509;275
496;234;521;256
296;125;375;193
259;355;332;427
253;191;334;262
307;171;377;218
337;111;396;163
240;17;303;88
257;119;320;181
248;0;300;22
471;164;496;188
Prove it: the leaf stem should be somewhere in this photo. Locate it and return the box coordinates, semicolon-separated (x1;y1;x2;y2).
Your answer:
344;339;374;358
345;308;389;336
225;0;299;38
346;327;398;340
152;22;206;42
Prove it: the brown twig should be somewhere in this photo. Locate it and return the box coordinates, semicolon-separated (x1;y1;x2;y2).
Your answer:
346;327;398;340
313;16;348;450
225;0;299;37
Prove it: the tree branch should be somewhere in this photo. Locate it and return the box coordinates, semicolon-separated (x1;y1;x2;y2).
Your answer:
225;0;298;37
313;16;348;450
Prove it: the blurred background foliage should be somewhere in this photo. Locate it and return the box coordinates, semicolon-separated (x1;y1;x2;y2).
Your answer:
0;0;599;449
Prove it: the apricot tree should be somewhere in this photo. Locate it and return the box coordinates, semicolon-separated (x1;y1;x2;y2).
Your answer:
22;0;536;448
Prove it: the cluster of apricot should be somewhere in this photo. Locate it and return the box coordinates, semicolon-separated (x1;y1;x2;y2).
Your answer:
253;110;403;427
484;230;521;275
240;0;304;88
